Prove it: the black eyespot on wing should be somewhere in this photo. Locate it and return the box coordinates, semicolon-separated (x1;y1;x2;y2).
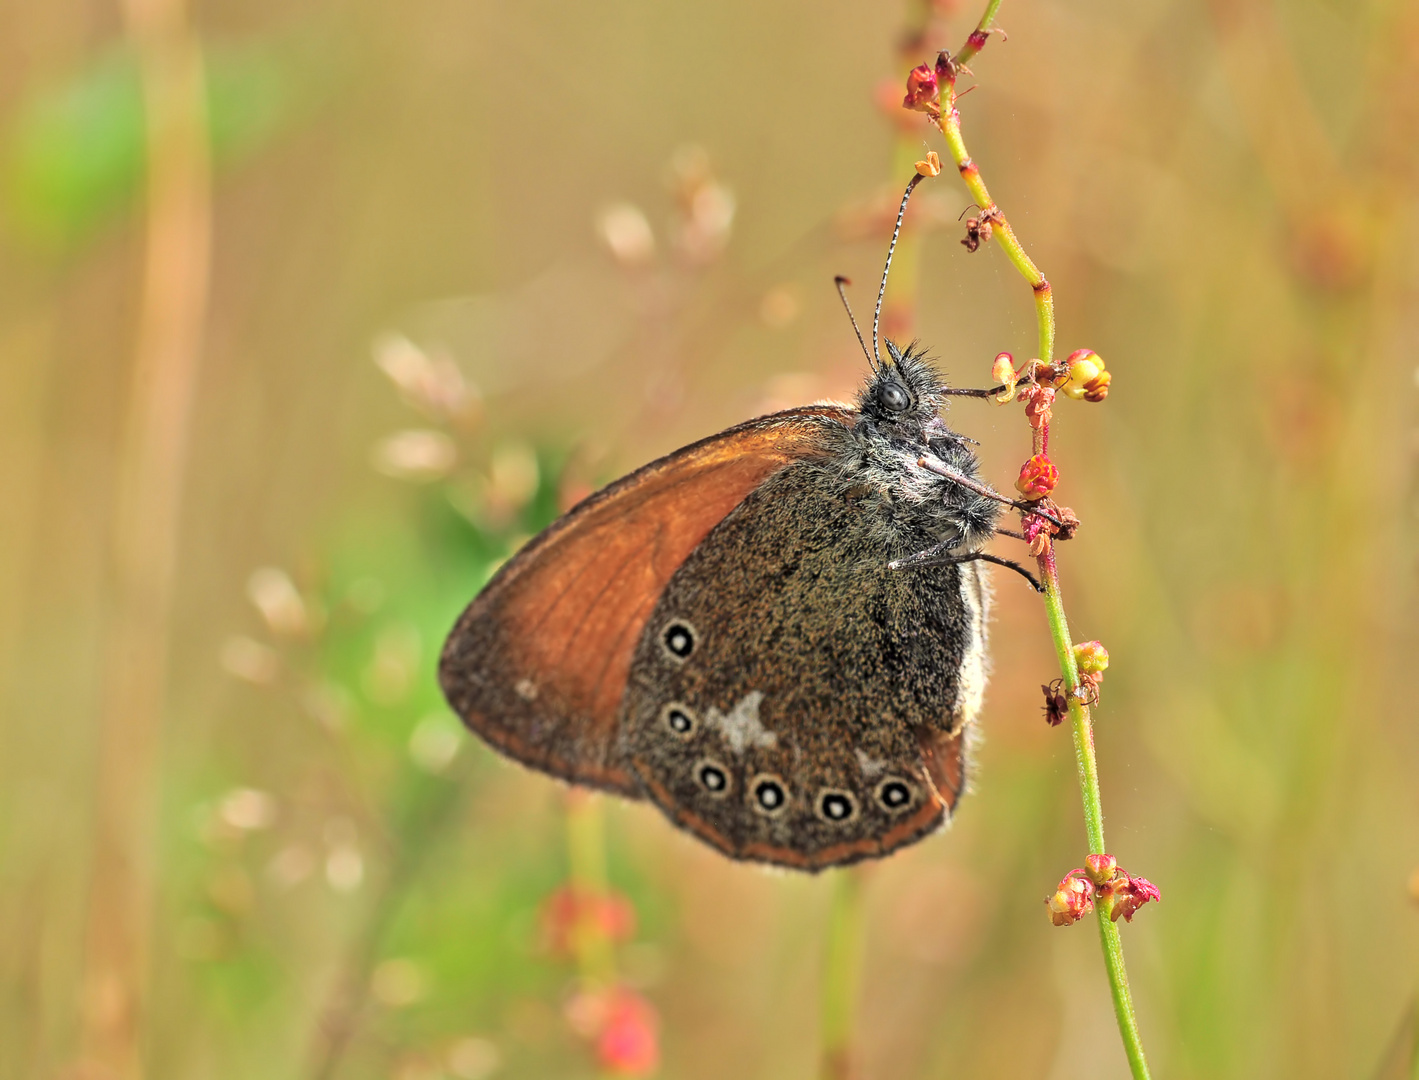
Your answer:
817;789;858;823
662;620;697;661
661;703;696;738
695;759;731;797
876;777;915;813
750;775;789;816
878;381;911;414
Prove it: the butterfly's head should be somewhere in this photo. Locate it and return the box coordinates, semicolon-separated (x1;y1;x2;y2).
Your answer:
858;340;947;430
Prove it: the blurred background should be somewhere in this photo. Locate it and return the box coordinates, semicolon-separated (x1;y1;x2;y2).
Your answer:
3;0;1419;1077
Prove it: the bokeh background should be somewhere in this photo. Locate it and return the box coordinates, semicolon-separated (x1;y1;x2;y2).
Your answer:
4;0;1419;1077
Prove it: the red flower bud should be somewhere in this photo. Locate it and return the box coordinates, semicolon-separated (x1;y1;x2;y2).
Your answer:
1015;453;1059;501
902;64;940;111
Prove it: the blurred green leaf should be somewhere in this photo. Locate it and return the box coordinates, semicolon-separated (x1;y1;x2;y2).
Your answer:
3;34;330;250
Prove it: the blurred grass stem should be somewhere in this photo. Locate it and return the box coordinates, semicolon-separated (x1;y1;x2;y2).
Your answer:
820;867;865;1080
308;761;476;1080
566;790;618;989
77;0;211;1075
932;4;1150;1076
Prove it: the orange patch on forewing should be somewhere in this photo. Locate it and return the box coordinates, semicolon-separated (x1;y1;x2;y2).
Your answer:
442;408;850;793
499;451;800;726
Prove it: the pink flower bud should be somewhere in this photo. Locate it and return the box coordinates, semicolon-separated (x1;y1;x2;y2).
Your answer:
1046;872;1094;927
1073;640;1109;676
1084;853;1118;887
902;64;940;111
1015;454;1059;501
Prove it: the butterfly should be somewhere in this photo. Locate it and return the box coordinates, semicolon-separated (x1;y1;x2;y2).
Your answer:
439;176;1042;871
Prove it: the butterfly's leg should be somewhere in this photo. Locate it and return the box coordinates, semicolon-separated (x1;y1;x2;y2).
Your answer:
887;536;959;571
890;546;1043;593
913;457;1064;528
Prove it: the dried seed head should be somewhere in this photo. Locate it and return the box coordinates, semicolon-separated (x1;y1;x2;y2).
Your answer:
914;151;942;177
1099;873;1161;923
992;351;1019;404
1042;681;1068;727
902;64;940;111
1022;385;1055;430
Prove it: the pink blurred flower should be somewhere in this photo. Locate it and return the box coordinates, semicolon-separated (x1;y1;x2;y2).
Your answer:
597;988;660;1077
540;885;637;958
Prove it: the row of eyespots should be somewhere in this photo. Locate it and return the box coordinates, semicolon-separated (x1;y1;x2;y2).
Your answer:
692;759;919;822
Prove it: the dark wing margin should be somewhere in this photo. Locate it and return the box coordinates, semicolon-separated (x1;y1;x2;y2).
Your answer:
438;406;854;795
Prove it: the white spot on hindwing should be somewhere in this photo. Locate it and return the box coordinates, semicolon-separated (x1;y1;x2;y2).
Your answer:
854;748;886;776
514;678;538;701
704;691;777;753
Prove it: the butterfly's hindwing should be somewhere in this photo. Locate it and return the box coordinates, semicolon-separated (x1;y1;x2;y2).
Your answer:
622;446;989;870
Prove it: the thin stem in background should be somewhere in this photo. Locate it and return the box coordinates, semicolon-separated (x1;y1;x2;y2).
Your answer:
565;791;618;991
930;4;1151;1076
307;761;477;1080
77;0;211;1075
819;867;866;1080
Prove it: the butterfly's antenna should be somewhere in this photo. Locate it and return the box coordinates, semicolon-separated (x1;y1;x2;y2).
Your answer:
872;173;925;371
834;275;878;373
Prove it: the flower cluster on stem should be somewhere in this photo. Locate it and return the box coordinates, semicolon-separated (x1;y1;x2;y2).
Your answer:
902;6;1154;1077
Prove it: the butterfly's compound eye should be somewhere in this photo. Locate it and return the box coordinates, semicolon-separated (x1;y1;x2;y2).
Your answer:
751;775;789;816
875;777;916;813
817;789;858;823
695;760;731;797
878;380;911;414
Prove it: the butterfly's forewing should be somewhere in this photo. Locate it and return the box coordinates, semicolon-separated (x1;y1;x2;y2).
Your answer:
439;407;853;795
621;453;991;870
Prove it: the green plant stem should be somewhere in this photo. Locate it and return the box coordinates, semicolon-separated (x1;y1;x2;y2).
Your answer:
566;790;617;989
1040;557;1150;1079
930;5;1152;1077
820;868;865;1080
934;4;1053;365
